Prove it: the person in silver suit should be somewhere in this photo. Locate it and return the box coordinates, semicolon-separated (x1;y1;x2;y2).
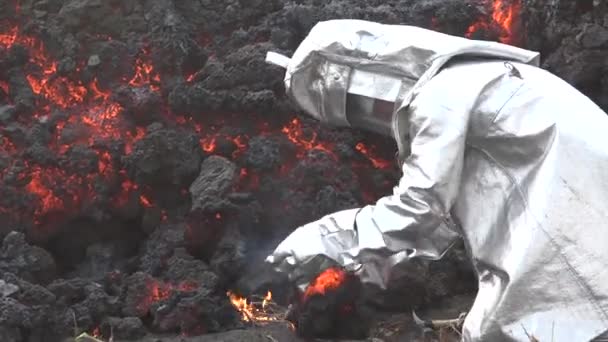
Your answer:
264;20;608;342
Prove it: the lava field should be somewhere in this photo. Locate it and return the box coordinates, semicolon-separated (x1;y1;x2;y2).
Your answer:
0;0;607;341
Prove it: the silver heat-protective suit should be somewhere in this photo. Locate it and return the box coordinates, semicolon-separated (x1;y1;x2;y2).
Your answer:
264;19;608;341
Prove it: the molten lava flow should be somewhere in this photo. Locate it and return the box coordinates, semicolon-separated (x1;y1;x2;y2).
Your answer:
0;26;17;46
199;133;249;157
25;169;64;217
227;291;278;323
0;22;394;233
127;50;161;92
200;136;216;153
91;327;101;338
0;26;158;226
355;142;392;169
303;267;348;300
281;118;336;158
466;0;521;45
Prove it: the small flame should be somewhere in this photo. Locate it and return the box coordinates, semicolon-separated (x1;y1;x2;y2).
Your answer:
466;0;521;45
227;291;277;323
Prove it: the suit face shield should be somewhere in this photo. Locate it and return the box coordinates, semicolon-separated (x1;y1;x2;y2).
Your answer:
345;94;395;136
266;51;403;137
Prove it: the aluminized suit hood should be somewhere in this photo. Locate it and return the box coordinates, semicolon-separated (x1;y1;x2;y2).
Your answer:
265;19;608;342
266;19;539;158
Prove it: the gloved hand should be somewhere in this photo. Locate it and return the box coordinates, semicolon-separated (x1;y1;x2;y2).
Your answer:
265;208;361;288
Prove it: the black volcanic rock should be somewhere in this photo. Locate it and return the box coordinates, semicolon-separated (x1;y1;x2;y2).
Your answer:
123;126;202;188
189;155;237;212
0;231;56;284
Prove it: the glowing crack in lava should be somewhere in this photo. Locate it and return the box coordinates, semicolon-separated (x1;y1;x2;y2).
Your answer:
137;280;198;313
282;118;336;158
227;291;279;323
466;0;521;45
0;26;156;227
356;143;392;169
0;21;393;231
303;267;348;300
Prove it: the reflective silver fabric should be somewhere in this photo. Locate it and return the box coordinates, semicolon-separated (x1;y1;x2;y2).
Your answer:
271;19;539;159
265;20;608;341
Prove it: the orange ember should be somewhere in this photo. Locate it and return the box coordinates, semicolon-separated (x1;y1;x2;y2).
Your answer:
303;267;347;300
137;280;198;313
466;0;521;45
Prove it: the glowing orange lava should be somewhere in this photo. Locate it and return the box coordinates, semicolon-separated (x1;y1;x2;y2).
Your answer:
281;118;335;157
0;26;17;47
137;280;198;313
127;53;161;92
303;267;347;300
25;169;64;216
0;81;9;95
91;327;101;338
1;136;16;153
199;133;249;157
466;0;521;45
0;21;395;231
355;142;392;169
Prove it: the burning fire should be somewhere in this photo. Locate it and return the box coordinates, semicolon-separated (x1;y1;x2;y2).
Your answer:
466;0;521;45
303;267;348;300
227;291;279;323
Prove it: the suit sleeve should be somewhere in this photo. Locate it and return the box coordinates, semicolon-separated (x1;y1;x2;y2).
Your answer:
267;71;472;288
347;80;470;268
